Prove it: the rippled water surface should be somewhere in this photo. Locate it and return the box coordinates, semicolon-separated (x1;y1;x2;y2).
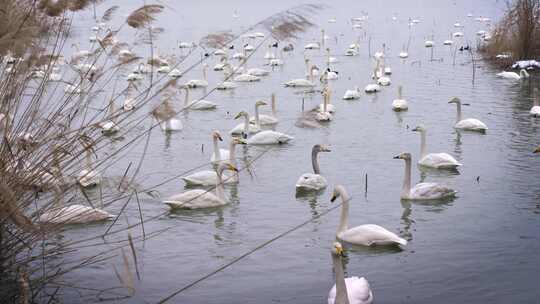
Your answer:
52;0;540;303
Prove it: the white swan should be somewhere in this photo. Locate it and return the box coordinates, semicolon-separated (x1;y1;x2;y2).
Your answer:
210;130;229;164
77;149;101;188
424;40;434;47
319;88;336;113
159;117;183;131
331;185;407;246
317;91;334;121
183;87;217;110
365;66;381;93
391;85;408;111
296;144;331;191
247;67;270;76
530;88;540;117
40;186;114;224
343;87;361;100
250;93;279;125
399;50;408;58
230;110;261;137
285;78;315;87
182;138;246;186
185;64;209;88
164;163;238;209
240;107;293;145
412;125;461;169
327;242;374;304
99;100;120;135
497;69;529;80
448;97;488;132
393;153;457;200
234;73;261;82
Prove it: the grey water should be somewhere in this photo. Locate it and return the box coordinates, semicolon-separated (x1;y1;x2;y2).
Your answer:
49;0;540;303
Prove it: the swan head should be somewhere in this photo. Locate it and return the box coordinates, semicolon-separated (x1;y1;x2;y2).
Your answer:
331;242;344;257
313;144;331;153
448;97;461;104
534;147;540;154
255;100;267;107
411;125;426;132
212;130;223;141
330;186;344;202
393;152;411;160
234;111;248;119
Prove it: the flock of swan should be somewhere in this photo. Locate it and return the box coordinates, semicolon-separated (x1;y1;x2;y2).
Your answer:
24;7;540;303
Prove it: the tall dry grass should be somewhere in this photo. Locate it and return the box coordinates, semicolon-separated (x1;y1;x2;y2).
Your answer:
481;0;540;63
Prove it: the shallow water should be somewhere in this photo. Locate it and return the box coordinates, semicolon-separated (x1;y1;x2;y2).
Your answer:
48;0;540;303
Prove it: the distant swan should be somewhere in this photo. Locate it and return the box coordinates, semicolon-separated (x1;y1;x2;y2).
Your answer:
448;97;488;132
328;242;373;304
40;186;114;224
393;152;457;200
530;88;540;117
250;93;279;125
185;64;209;88
412;125;461;169
497;69;529;80
183;87;216;110
182;138;246;186
391;85;408;111
164;163;238;209
331;185;407;246
296;144;331;191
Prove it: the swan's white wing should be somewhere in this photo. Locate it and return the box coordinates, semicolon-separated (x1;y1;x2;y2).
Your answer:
285;79;315;87
497;71;520;79
455;118;488;131
295;173;327;190
41;205;113;224
343;90;360;100
410;182;456;200
328;277;373;304
392;99;408;110
530;106;540;116
318;104;336;113
364;84;380;93
419;153;461;168
247;130;293;145
339;224;407;246
164;190;226;209
250;114;279;125
189;100;216;110
182;171;234;186
229;122;259;135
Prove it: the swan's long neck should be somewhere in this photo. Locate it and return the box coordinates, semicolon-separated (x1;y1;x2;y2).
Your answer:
271;94;277;116
311;148;321;174
109;101;116;123
242;113;250;135
309;65;314;81
229;141;237;166
337;187;350;235
53;185;64;209
184;89;190;106
332;253;350;304
419;131;427;159
216;168;225;200
455;102;462;122
254;104;261;128
203;65;207;81
398;85;403;99
323;93;328;113
213;136;220;161
402;159;412;199
534;91;539;107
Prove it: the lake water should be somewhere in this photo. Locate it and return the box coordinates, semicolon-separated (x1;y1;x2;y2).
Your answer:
47;0;540;303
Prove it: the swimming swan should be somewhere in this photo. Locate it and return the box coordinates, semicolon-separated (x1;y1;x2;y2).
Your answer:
448;97;488;132
412;125;461;169
393;152;457;200
182;138;246;186
331;185;407;246
296;144;331;191
164;163;238;209
391;85;408;111
327;242;374;304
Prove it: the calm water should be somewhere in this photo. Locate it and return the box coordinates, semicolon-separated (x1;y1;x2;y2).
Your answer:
48;0;540;303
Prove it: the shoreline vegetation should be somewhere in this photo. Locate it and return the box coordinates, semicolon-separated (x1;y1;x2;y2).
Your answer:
0;1;319;302
480;0;540;68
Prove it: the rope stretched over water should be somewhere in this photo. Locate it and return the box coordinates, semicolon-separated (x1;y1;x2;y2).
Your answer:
157;196;351;303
